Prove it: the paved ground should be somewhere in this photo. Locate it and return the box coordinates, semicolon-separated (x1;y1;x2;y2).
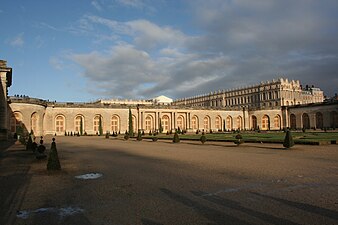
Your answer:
1;136;338;225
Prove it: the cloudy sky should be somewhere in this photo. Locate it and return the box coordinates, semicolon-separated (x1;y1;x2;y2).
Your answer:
1;0;337;102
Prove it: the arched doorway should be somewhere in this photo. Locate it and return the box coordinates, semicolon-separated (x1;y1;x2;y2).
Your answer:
290;114;296;129
331;111;338;128
315;112;323;129
302;113;310;129
252;115;257;130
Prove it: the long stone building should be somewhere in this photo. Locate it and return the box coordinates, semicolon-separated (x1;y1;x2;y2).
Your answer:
1;60;337;139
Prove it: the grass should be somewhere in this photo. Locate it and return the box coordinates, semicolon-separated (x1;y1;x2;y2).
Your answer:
141;131;338;145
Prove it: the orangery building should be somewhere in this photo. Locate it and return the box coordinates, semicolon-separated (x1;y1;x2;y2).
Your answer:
1;60;337;139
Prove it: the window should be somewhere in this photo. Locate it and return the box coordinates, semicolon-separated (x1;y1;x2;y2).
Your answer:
162;115;170;131
215;116;222;130
111;115;119;132
177;116;184;130
191;116;198;130
132;115;137;132
75;115;84;132
226;116;232;130
236;116;242;130
145;115;153;131
204;116;210;130
93;115;102;133
55;115;65;132
274;115;281;129
262;115;270;130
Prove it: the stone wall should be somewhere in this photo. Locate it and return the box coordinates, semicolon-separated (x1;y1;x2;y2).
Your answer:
0;60;12;140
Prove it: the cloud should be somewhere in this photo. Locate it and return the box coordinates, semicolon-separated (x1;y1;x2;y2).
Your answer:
49;57;64;70
69;1;338;99
70;45;159;98
91;1;102;11
10;33;24;47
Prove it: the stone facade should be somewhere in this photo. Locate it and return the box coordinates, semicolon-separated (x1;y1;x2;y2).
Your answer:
173;78;324;109
0;60;12;140
2;60;336;138
8;97;338;137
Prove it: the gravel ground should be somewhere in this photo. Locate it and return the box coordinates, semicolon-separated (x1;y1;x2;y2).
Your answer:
1;136;337;225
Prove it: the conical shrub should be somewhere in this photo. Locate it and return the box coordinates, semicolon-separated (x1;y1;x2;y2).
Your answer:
137;131;142;141
173;132;180;143
47;138;61;170
283;130;294;149
26;135;33;151
200;134;207;144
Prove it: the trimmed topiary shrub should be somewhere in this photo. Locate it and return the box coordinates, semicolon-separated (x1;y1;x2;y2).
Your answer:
173;132;180;143
152;136;158;142
200;134;207;144
124;131;129;140
137;131;142;141
26;135;33;151
283;130;294;149
234;133;244;146
47;138;61;170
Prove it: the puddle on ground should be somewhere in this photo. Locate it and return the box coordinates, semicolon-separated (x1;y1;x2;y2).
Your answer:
17;206;84;219
75;172;103;180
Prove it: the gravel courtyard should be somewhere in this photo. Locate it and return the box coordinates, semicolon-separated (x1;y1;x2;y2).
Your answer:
1;136;337;225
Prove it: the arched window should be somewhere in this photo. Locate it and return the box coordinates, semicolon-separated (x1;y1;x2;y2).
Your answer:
290;114;296;129
55;115;65;133
316;112;323;129
132;115;137;132
111;115;120;132
145;115;153;131
75;115;84;133
215;116;222;131
252;115;257;130
236;116;242;130
262;115;270;130
177;115;184;130
226;116;232;130
274;115;281;129
93;115;102;133
302;113;310;129
191;116;198;130
31;113;38;134
204;116;210;130
162;115;170;131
